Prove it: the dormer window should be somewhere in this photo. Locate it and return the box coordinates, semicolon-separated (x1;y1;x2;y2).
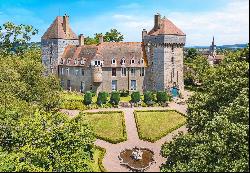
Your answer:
121;58;125;65
112;58;116;64
80;59;84;65
140;58;144;64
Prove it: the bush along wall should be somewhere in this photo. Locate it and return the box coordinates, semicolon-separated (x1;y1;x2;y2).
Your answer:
131;91;141;103
84;91;92;105
97;92;108;105
143;91;154;106
156;91;168;103
110;91;120;105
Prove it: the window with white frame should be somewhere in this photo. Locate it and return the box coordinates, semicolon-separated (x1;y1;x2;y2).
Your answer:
67;59;70;64
112;68;116;76
74;59;77;65
112;80;117;91
94;60;101;66
131;80;137;90
80;59;84;65
141;58;144;64
140;67;145;76
121;58;125;65
61;67;64;75
121;67;126;76
60;58;64;64
75;69;79;76
131;59;135;64
131;68;135;76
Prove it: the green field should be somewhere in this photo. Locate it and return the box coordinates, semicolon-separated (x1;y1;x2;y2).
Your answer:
84;111;127;143
134;110;186;142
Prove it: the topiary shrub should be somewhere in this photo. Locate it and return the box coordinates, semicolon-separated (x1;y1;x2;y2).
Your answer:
131;91;141;103
97;92;108;105
156;91;168;103
90;90;96;97
119;89;129;97
84;91;92;105
143;91;154;106
110;91;120;105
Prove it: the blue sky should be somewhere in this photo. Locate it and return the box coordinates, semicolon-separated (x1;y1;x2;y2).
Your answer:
0;0;249;46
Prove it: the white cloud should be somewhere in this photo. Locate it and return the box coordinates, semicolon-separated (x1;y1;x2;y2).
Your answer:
168;0;249;45
63;0;250;46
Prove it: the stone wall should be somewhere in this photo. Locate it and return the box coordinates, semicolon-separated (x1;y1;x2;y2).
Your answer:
41;38;79;75
143;34;185;93
58;66;145;94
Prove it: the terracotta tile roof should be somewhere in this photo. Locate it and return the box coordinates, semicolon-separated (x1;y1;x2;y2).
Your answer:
42;16;78;40
148;18;185;36
60;42;146;67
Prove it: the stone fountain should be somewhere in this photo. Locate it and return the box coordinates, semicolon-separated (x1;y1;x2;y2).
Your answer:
118;147;155;172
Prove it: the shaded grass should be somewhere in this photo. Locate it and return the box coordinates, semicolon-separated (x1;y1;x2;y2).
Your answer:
84;111;127;144
134;110;186;142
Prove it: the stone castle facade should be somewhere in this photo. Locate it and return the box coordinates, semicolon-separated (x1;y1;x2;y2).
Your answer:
41;14;186;94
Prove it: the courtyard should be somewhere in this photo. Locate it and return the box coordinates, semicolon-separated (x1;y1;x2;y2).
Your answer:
62;100;188;172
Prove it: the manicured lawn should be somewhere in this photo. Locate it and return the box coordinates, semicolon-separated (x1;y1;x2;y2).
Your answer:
88;147;106;172
84;111;127;143
134;110;186;142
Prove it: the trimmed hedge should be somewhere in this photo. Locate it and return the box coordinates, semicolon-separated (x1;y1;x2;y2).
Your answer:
131;91;141;103
156;91;168;103
110;91;120;105
143;91;154;106
119;89;129;97
84;91;92;105
97;92;108;105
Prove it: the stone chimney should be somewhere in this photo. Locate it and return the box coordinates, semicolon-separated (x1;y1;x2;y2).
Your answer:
63;14;69;34
79;34;84;46
154;13;161;30
142;29;147;40
99;35;103;43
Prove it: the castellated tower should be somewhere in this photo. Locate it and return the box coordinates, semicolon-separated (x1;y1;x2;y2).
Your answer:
41;15;79;75
142;14;186;93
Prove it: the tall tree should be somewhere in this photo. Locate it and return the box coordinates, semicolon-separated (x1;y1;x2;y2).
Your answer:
161;48;249;172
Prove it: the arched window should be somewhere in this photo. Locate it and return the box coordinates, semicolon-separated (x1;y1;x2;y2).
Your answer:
111;58;116;64
121;58;125;65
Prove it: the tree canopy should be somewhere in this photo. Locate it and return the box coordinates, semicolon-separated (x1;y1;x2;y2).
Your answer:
0;22;96;172
84;28;124;45
161;47;249;172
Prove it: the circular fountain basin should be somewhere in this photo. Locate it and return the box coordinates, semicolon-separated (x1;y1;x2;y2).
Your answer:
119;147;155;171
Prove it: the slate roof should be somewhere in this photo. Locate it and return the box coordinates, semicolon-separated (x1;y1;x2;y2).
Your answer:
60;42;146;67
148;18;185;36
42;16;78;40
